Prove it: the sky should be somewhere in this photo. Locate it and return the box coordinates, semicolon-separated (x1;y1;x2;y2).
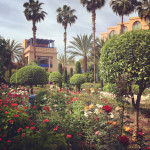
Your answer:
0;0;137;60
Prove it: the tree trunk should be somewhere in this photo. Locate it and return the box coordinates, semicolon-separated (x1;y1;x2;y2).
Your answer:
92;9;96;83
64;25;67;67
30;85;33;95
32;20;36;61
120;14;124;34
83;56;87;73
132;87;145;141
76;84;80;92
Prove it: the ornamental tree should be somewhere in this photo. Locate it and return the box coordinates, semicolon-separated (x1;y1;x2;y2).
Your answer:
100;30;150;139
70;74;85;91
10;65;48;94
49;72;62;87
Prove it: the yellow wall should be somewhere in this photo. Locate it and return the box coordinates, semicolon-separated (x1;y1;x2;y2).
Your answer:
100;17;149;39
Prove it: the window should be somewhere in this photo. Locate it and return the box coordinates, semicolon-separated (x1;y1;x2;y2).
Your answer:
38;56;49;67
132;21;142;30
109;30;117;37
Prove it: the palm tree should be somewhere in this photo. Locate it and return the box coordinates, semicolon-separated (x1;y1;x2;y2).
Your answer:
23;0;47;61
110;0;136;34
6;40;23;78
136;0;150;29
80;0;106;83
67;34;93;72
56;5;77;66
57;54;75;66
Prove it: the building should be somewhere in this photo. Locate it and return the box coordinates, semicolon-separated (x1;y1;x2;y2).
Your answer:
100;16;149;40
23;38;58;72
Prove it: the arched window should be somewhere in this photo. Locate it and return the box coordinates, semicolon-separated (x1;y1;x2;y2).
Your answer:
110;30;117;37
123;26;128;32
132;21;142;30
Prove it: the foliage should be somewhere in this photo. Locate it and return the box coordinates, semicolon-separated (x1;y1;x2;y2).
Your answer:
103;83;116;94
56;5;77;66
83;72;94;83
63;69;67;83
67;34;93;72
57;54;75;66
75;61;81;74
15;65;48;86
70;74;85;85
136;0;150;29
70;68;73;77
58;63;62;74
49;72;62;83
100;30;150;138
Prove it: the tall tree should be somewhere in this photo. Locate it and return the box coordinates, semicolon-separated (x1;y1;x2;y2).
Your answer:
67;34;93;72
110;0;136;34
23;0;47;61
6;40;23;78
136;0;150;29
80;0;106;83
56;5;77;66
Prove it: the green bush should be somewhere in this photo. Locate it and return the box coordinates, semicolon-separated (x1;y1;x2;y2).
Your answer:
10;72;17;85
103;83;116;93
70;68;73;77
70;74;85;91
49;72;62;83
76;61;81;74
16;65;48;86
84;72;93;83
63;69;67;83
58;63;62;74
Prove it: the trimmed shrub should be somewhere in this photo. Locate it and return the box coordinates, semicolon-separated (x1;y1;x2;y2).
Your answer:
16;65;48;86
58;63;62;88
70;74;85;91
58;63;62;74
10;72;17;85
76;61;81;74
63;69;67;83
49;72;62;83
84;72;93;83
70;68;73;77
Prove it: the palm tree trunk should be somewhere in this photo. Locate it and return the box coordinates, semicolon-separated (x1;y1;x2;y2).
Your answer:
120;14;124;34
92;9;96;83
32;20;36;61
64;26;67;67
83;56;87;73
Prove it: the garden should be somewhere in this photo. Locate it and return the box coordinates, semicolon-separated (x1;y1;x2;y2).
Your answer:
0;30;150;150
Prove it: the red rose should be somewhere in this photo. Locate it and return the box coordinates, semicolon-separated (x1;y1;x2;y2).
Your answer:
67;135;72;138
103;105;112;113
14;115;19;117
30;127;35;130
43;119;49;123
119;135;129;145
9;120;14;123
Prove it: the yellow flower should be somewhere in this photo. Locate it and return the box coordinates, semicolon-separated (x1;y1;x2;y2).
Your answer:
89;104;94;109
124;126;131;132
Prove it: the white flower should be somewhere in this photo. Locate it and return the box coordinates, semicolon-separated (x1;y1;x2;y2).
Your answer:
84;112;89;118
96;104;103;108
110;113;114;118
94;108;99;114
